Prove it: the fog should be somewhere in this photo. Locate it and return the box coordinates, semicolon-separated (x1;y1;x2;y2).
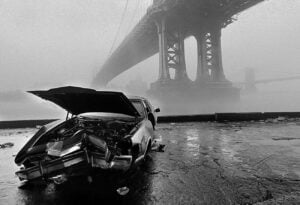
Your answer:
0;0;300;120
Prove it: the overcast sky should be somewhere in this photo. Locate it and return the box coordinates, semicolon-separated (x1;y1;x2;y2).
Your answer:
0;0;152;91
0;0;299;120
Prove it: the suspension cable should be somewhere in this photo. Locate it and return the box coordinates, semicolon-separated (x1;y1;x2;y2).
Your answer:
125;0;141;34
108;0;130;56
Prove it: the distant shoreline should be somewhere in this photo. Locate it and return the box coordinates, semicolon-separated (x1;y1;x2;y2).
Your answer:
1;112;300;129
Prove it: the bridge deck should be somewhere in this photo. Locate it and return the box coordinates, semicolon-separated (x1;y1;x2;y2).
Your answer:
92;0;265;87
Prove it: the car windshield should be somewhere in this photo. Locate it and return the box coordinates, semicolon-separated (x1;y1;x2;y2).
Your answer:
130;101;145;118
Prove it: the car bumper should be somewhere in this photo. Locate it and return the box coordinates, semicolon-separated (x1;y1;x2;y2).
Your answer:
15;150;132;181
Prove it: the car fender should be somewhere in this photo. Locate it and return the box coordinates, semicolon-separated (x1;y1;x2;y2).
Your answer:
15;119;65;165
131;119;153;161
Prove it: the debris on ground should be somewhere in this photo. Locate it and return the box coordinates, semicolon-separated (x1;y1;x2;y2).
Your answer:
0;142;14;149
51;174;68;185
151;140;165;152
116;186;130;196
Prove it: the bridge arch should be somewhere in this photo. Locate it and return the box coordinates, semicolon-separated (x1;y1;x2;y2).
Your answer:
184;36;198;81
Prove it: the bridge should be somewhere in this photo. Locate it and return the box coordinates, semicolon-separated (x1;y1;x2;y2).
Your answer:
241;68;300;92
92;0;265;104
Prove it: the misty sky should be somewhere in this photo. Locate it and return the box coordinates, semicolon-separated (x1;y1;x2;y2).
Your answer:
0;0;152;91
0;0;300;120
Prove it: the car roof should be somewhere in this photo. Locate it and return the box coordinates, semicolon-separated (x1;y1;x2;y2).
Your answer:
128;95;147;101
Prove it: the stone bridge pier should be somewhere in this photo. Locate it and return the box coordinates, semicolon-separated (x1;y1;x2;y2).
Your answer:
154;15;189;83
195;23;227;83
149;14;239;106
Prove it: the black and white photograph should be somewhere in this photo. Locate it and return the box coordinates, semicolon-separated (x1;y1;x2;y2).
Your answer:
0;0;300;204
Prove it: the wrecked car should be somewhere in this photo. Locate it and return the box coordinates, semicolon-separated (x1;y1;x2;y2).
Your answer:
15;86;158;185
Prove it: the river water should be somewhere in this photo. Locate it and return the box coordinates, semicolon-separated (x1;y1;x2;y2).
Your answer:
1;120;300;204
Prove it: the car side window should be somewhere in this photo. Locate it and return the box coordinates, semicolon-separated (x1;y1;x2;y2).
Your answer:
131;101;146;118
143;100;152;113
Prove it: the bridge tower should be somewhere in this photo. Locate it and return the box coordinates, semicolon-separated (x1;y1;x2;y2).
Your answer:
148;13;239;108
195;23;227;83
152;15;229;85
152;15;191;87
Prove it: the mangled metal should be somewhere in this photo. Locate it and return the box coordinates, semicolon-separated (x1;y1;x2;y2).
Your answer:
15;87;156;185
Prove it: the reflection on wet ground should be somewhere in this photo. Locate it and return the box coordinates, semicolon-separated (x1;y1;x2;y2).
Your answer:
1;120;300;204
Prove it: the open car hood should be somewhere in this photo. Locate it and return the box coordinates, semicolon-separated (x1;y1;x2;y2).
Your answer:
29;86;140;117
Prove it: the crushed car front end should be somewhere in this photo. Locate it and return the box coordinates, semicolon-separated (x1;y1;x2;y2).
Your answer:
15;113;150;184
14;87;155;185
16;146;133;182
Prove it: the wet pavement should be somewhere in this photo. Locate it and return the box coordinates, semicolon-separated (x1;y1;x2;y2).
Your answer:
1;120;300;204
